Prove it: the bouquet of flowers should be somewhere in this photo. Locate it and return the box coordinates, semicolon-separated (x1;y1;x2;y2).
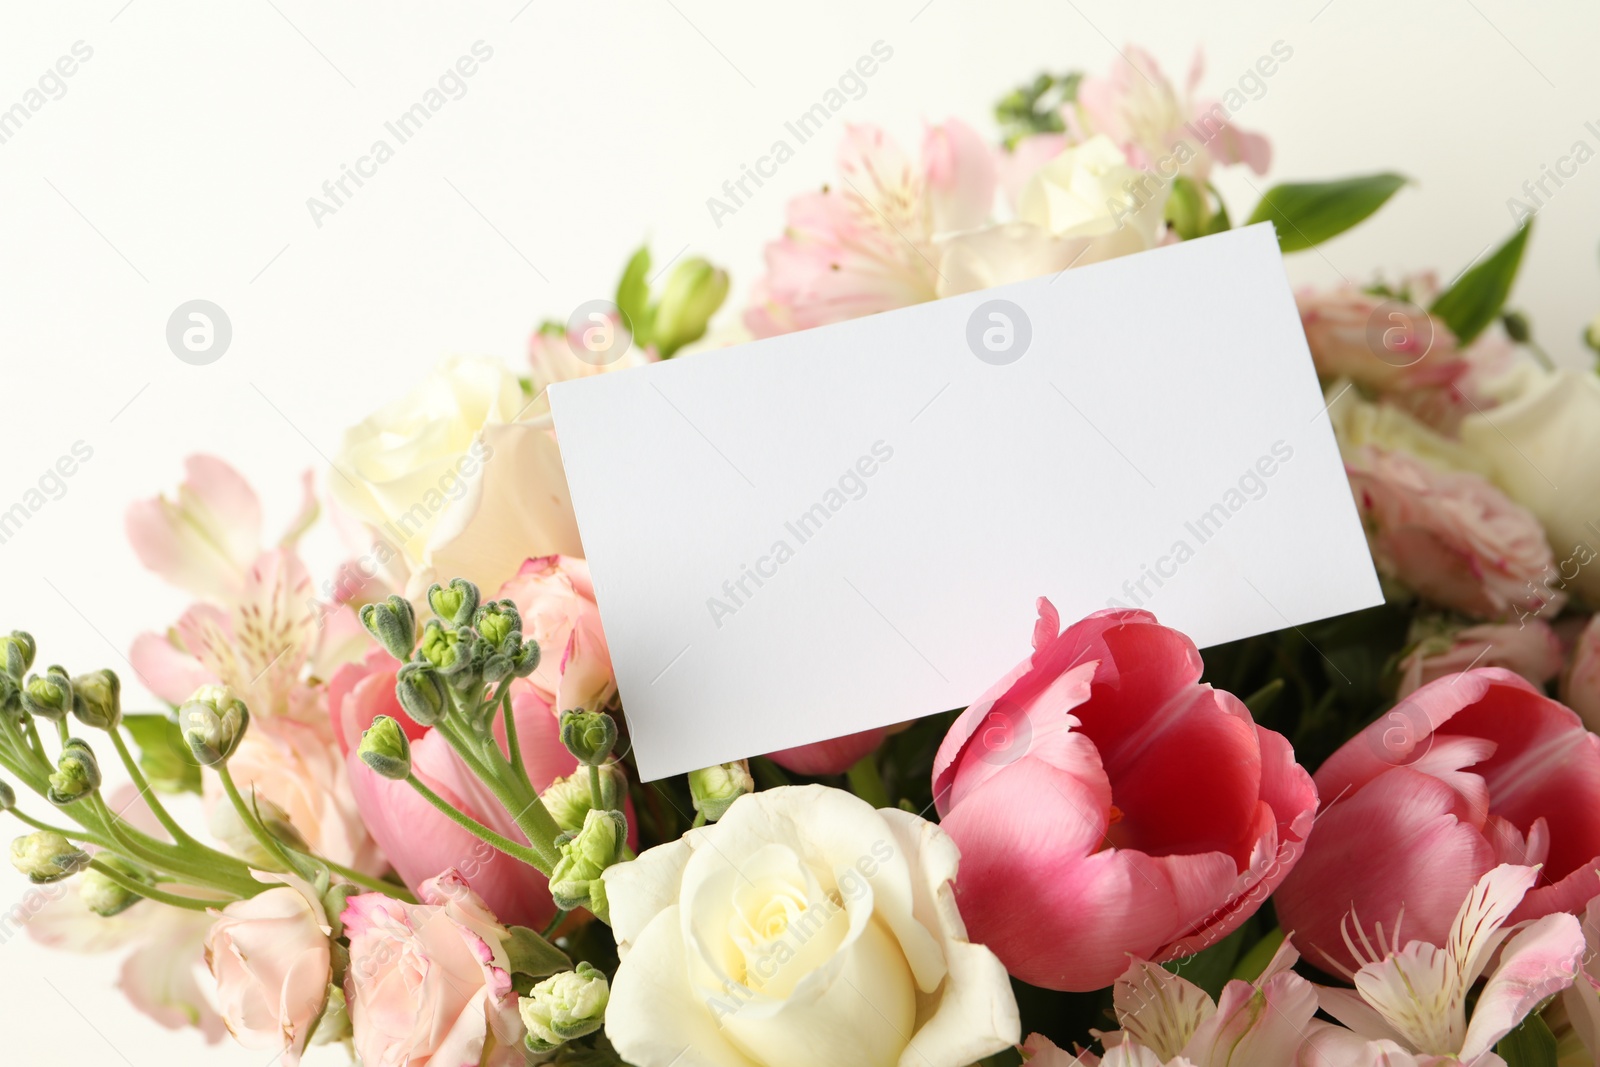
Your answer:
9;43;1600;1067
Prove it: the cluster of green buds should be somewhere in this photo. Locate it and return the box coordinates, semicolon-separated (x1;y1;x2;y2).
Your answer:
539;764;627;835
520;962;610;1053
360;580;540;729
688;760;754;823
548;808;627;922
179;684;250;766
47;738;101;805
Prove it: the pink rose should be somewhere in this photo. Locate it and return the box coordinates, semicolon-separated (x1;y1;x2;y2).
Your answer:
497;556;615;715
1562;614;1600;732
204;874;332;1065
1396;619;1563;698
343;871;523;1067
328;649;577;929
932;601;1317;991
1347;444;1562;620
1275;668;1600;976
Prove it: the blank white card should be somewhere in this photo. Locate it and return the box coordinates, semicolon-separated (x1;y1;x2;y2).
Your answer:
549;224;1381;780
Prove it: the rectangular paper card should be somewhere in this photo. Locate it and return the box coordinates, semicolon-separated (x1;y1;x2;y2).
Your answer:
549;223;1381;780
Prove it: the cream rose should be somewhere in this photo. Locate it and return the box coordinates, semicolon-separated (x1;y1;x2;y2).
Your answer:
602;784;1019;1067
1460;369;1600;602
1017;134;1163;257
330;355;583;596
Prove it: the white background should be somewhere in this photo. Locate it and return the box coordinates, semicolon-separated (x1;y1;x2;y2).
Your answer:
0;0;1596;1061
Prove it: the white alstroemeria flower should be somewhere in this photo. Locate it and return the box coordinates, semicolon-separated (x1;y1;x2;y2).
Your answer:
1299;864;1585;1067
1021;938;1318;1066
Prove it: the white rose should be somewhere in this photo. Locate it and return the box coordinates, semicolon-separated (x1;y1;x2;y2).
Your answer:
1460;369;1600;601
1017;134;1163;257
331;355;583;596
602;785;1019;1067
1325;380;1489;476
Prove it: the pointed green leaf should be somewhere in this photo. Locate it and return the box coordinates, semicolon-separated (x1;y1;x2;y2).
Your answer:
1430;222;1532;345
1246;173;1408;252
1496;1011;1557;1067
502;924;571;978
121;713;201;794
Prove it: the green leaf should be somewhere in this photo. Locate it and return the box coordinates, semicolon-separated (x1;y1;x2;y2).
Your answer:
1242;678;1285;717
1230;927;1285;983
1163;923;1247;1001
615;245;653;344
121;713;201;795
1497;1011;1558;1067
1430;222;1533;345
1166;176;1208;242
502;924;571;978
1245;173;1408;252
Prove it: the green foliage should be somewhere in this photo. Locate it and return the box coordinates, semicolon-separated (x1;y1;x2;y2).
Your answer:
1245;173;1408;252
995;71;1081;148
1430;222;1532;345
122;713;201;794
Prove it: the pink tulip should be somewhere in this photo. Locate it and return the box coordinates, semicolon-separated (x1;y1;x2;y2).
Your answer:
1275;667;1600;977
328;650;578;929
932;600;1317;991
764;726;891;776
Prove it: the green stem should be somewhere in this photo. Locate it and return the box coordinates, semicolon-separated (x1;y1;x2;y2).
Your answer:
8;808;116;850
86;860;231;912
405;774;550;873
107;729;194;846
437;716;563;871
318;857;418;902
93;796;261;896
541;908;569;938
588;763;604;811
218;766;315;880
502;688;530;788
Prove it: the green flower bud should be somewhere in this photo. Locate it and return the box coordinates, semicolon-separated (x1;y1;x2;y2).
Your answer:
1587;312;1600;355
474;599;521;652
418;619;472;675
21;667;73;721
559;710;617;766
652;258;730;357
47;738;101;805
179;684;249;766
359;595;417;661
70;668;121;730
395;660;450;726
0;779;15;811
0;631;36;679
511;640;541;679
688;760;753;823
359;716;412;780
80;858;143;916
520;962;610;1052
427;578;480;627
0;671;19;717
548;808;626;913
10;831;89;883
539;764;627;835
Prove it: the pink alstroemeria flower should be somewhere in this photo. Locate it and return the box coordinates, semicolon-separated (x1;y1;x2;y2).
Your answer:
1297;865;1585;1066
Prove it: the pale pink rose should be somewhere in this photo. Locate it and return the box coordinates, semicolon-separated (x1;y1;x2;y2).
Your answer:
744;120;995;337
1561;614;1600;732
496;555;615;715
343;871;524;1067
1396;619;1563;698
1347;444;1563;620
328;650;577;929
204;873;332;1066
1072;46;1271;181
932;601;1317;991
